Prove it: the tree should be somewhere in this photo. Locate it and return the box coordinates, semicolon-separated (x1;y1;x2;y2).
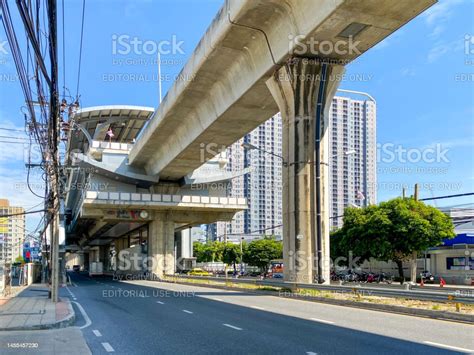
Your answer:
193;241;225;262
334;198;455;279
222;243;241;273
14;256;25;264
244;238;283;272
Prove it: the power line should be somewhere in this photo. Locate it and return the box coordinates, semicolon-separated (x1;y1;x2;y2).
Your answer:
0;135;29;141
0;127;25;133
76;0;86;98
0;209;47;218
420;192;474;201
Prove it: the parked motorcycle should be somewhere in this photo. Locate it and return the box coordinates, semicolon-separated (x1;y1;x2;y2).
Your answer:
420;270;435;284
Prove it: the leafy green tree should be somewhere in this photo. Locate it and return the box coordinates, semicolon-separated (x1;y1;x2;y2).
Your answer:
14;256;25;264
222;243;242;272
244;238;283;272
334;198;455;279
193;241;225;262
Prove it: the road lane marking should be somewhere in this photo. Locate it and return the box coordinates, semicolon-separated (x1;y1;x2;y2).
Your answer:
306;352;318;355
92;329;102;337
101;342;115;352
72;301;92;329
182;310;193;314
156;301;164;304
251;306;265;310
423;341;473;353
209;297;223;301
310;318;335;325
223;323;242;330
65;285;76;299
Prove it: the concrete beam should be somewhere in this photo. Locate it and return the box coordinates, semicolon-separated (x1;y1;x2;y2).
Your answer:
129;0;436;180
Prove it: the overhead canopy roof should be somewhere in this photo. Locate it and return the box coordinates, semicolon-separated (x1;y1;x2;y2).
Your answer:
67;105;154;153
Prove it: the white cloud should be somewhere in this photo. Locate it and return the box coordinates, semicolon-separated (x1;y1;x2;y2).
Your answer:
427;39;464;63
423;0;463;26
400;67;416;77
422;0;464;37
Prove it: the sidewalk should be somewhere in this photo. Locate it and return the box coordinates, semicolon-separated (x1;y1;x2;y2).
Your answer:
0;284;75;331
0;328;91;354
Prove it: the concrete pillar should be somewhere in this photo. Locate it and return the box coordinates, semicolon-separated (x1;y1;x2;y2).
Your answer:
266;58;344;284
148;215;175;277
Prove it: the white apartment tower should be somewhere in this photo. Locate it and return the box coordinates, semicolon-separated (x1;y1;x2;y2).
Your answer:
329;93;377;228
0;199;25;263
215;114;283;241
209;92;376;239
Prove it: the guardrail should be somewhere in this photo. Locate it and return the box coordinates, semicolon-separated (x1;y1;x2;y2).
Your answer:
166;275;474;304
91;140;133;151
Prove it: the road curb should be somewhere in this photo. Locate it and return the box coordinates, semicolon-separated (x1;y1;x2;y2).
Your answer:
165;279;474;324
0;298;76;331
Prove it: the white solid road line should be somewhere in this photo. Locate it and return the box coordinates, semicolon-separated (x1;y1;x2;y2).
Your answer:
223;323;242;331
156;301;164;304
182;309;193;314
251;306;265;310
92;329;102;337
310;318;335;325
423;341;474;353
306;352;318;355
72;301;92;330
101;342;115;352
210;297;224;301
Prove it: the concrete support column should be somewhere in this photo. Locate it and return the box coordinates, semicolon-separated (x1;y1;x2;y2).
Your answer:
148;215;175;278
266;58;344;284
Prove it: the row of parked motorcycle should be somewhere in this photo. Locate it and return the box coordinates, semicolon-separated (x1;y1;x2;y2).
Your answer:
331;270;394;284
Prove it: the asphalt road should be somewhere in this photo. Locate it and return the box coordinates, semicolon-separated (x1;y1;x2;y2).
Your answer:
65;272;474;355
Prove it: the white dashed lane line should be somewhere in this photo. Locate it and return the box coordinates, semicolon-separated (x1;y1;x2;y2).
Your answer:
223;323;242;331
156;301;165;304
182;309;193;314
92;329;102;337
101;342;115;352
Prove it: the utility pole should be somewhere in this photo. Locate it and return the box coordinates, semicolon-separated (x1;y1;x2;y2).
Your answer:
410;183;419;285
48;0;60;302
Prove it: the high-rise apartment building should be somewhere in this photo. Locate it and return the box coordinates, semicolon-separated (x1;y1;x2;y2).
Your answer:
213;114;283;241
208;92;376;239
0;199;25;264
329;93;377;228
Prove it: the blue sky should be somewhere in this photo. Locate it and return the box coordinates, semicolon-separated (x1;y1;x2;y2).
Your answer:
0;0;473;231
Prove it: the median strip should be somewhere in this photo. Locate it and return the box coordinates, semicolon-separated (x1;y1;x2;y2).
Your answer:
310;317;335;325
